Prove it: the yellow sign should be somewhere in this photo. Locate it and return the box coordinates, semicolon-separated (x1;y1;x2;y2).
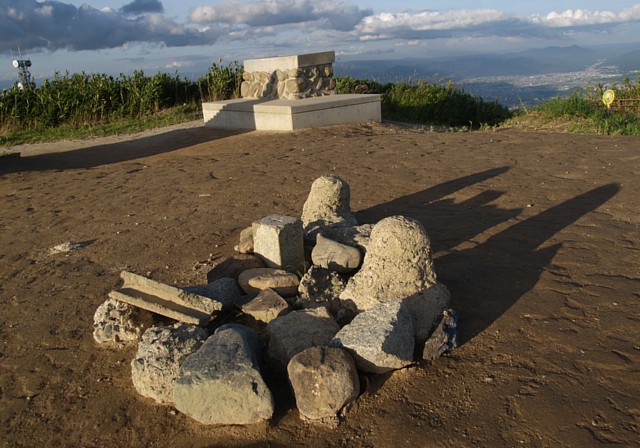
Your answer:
602;89;615;107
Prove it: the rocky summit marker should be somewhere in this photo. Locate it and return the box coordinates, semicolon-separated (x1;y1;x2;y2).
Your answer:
202;50;381;131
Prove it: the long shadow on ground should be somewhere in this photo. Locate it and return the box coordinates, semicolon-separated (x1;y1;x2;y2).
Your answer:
355;168;620;344
0;126;246;173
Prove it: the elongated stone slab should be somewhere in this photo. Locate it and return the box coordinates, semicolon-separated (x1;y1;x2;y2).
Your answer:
109;271;222;326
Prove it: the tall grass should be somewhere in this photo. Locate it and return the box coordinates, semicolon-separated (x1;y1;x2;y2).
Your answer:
0;61;243;141
336;77;512;127
520;77;640;135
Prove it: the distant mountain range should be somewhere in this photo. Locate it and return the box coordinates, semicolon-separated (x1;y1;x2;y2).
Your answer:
334;43;640;107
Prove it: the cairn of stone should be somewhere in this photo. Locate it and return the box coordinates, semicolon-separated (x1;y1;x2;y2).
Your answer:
93;175;457;426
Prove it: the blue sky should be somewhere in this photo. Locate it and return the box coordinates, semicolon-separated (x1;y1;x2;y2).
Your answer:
2;1;640;83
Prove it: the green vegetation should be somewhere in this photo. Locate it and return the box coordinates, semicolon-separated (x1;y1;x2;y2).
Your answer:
507;77;640;135
336;77;512;128
2;59;640;146
0;61;242;146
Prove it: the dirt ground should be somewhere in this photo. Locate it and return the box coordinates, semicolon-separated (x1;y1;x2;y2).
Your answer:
0;121;638;448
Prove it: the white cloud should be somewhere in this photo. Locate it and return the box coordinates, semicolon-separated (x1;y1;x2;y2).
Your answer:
2;1;640;56
190;0;372;31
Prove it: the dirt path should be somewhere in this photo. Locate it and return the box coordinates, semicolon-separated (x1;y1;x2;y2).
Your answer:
1;122;638;447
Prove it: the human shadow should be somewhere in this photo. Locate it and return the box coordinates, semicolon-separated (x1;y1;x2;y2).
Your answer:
355;170;620;344
0;125;248;173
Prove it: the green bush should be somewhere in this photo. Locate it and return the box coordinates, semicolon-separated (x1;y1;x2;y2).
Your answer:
0;61;243;134
528;78;640;135
336;76;512;127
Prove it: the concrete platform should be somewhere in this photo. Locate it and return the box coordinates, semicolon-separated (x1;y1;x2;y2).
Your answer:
202;94;381;131
244;51;335;72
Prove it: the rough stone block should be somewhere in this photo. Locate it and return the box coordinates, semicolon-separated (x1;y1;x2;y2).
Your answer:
422;309;458;361
238;268;300;297
339;216;437;312
331;301;414;374
173;324;274;425
267;307;340;371
240;288;289;323
253;215;305;273
131;324;208;404
403;282;451;341
109;271;222;326
182;277;244;311
311;233;361;273
287;346;359;422
93;297;151;344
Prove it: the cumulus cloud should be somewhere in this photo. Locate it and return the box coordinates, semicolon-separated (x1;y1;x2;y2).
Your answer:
190;0;372;31
0;0;218;52
121;0;164;15
2;1;640;55
356;5;640;42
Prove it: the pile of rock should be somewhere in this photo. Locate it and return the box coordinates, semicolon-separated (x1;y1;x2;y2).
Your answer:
93;175;457;426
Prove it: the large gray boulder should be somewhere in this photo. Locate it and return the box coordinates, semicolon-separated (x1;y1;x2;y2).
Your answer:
301;176;357;236
331;301;414;374
267;307;340;371
339;216;437;312
173;324;274;425
131;324;208;404
287;346;360;422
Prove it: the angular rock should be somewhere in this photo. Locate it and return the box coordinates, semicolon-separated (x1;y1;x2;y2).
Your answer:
240;288;289;323
311;234;362;273
183;277;244;311
173;324;274;425
301;176;357;236
297;266;348;320
131;324;208;404
319;224;373;253
252;215;305;273
110;271;221;326
93;298;151;344
403;282;451;341
339;216;436;312
287;347;360;422
331;301;414;374
206;254;265;283
422;309;458;361
267;308;340;371
235;226;254;254
238;267;300;297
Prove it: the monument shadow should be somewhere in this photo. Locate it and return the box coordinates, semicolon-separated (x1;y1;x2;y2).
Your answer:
354;168;620;344
0;125;248;174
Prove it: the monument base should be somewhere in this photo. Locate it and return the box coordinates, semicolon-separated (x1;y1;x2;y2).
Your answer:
202;94;381;131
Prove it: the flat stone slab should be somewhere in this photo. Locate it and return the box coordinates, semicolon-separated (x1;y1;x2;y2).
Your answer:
109;271;222;326
244;51;335;72
202;94;381;131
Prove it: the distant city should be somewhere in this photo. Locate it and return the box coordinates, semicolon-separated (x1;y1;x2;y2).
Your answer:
3;43;639;108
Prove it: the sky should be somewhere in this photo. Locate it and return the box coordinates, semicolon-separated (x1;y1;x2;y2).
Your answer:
2;0;640;83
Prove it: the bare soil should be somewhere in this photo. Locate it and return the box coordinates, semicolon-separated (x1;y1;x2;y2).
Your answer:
1;121;638;447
